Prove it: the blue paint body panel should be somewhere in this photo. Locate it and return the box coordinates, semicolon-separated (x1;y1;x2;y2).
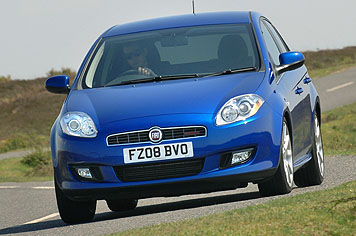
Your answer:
47;11;320;201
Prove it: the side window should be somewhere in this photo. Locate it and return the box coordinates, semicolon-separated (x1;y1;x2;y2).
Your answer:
260;22;281;65
264;21;288;53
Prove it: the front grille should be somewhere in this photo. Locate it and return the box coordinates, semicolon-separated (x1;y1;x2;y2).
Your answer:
114;158;204;182
107;126;206;146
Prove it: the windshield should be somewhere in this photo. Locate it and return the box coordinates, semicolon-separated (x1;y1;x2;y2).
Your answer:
79;24;260;88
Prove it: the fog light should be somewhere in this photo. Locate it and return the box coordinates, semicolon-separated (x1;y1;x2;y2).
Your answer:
77;168;92;179
231;149;253;165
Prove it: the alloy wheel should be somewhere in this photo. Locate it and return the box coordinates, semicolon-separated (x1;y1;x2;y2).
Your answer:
314;115;324;177
282;121;293;188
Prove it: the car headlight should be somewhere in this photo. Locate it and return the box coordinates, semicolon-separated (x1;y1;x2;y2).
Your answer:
216;94;264;126
60;112;98;138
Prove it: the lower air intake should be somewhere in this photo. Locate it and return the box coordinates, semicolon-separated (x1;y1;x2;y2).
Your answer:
114;158;204;182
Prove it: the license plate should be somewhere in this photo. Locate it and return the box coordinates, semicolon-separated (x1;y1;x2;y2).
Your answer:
123;142;194;164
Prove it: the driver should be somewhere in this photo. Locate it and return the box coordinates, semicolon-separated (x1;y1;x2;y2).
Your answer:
122;43;157;76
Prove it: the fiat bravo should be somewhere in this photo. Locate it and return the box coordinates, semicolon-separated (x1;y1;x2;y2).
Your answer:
46;11;324;223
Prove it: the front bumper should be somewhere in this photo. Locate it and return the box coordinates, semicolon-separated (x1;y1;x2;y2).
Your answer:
63;168;277;201
51;102;283;200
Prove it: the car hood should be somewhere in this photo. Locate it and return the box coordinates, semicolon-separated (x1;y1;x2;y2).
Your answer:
66;72;265;125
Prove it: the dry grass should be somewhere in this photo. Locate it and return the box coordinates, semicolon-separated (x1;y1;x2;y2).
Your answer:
0;68;75;151
303;46;356;78
0;77;64;147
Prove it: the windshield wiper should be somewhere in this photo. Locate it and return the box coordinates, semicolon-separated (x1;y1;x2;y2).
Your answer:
202;67;257;78
106;77;158;86
105;68;256;87
105;74;199;87
158;74;199;80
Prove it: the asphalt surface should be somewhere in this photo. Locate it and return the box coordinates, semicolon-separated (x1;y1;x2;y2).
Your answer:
0;67;356;235
313;67;356;111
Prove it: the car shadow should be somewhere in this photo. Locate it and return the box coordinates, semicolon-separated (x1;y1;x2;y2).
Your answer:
0;190;261;235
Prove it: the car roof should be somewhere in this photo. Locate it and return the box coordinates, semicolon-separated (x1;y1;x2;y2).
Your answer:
103;11;253;38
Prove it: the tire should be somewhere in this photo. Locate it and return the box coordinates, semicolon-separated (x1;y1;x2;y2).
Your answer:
294;113;325;187
258;119;294;197
55;179;96;224
106;199;138;212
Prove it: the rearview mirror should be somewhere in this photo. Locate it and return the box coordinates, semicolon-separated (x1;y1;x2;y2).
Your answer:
45;75;70;94
160;35;188;47
276;52;305;75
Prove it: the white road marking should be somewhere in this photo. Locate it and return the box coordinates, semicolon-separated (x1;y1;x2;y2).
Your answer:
32;186;54;190
326;81;354;92
0;186;19;189
0;186;54;190
24;213;59;225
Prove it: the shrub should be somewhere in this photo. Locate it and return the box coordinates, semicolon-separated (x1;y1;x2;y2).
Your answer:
20;149;53;176
0;75;11;81
0;137;26;153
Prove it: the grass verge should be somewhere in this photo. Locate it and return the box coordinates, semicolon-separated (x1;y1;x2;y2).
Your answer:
111;181;356;236
0;150;53;182
322;101;356;156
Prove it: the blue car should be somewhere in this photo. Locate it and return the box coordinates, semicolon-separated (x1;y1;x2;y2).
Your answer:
46;11;324;223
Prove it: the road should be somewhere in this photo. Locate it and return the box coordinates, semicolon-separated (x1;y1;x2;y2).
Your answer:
0;67;356;235
313;67;356;111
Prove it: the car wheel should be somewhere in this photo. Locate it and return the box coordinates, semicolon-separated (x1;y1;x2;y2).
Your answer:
258;119;293;196
106;199;138;212
55;179;96;224
294;113;324;187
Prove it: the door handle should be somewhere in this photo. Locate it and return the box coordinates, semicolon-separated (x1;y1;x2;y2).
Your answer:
295;87;303;95
304;77;312;84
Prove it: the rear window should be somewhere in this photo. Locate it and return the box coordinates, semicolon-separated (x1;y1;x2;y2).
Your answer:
79;24;260;88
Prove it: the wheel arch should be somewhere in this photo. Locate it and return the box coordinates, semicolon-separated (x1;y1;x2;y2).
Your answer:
282;108;293;149
314;96;321;125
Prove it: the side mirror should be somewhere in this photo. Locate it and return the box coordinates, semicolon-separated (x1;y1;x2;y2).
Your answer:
276;52;305;75
45;75;70;94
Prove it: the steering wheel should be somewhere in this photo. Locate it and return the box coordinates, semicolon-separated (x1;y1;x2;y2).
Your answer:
119;69;140;76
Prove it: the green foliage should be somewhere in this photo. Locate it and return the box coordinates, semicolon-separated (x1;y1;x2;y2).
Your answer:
20;149;53;177
0;134;48;153
0;75;11;81
322;101;356;155
0;137;26;152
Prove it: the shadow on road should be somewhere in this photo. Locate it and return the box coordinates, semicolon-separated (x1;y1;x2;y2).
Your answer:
0;190;261;235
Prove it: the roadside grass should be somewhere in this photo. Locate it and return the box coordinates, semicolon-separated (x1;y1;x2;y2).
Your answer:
304;46;356;79
111;181;356;236
0;150;53;182
322;101;356;156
